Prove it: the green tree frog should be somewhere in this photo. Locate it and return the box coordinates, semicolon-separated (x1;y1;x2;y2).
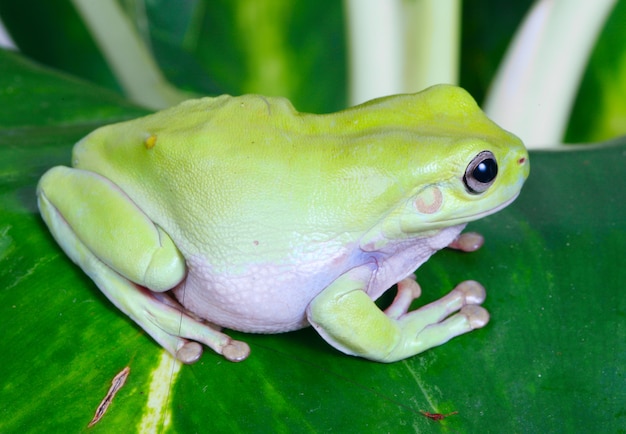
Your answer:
37;84;529;364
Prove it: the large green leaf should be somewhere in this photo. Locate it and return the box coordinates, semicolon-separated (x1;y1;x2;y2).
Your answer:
1;50;624;432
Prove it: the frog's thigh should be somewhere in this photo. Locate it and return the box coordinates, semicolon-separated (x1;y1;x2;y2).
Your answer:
306;268;489;363
37;166;250;363
38;166;184;291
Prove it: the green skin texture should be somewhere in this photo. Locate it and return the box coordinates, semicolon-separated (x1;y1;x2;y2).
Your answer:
37;84;529;364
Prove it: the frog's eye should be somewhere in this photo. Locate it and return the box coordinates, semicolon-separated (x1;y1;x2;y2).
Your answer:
464;151;498;194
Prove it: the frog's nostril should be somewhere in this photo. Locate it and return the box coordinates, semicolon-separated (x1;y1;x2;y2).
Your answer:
518;157;526;165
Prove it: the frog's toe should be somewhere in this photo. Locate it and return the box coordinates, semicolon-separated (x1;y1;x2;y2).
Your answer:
461;304;490;329
417;282;490;335
447;231;484;252
173;311;251;363
175;335;249;363
403;304;489;360
453;280;486;305
175;341;203;364
222;340;251;362
379;280;490;362
384;275;422;319
121;288;250;364
395;279;486;330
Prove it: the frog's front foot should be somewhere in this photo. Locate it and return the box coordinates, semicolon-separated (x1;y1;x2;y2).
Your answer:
381;277;489;361
307;270;489;363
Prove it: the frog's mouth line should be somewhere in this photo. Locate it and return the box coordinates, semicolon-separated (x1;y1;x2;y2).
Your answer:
435;189;521;226
466;190;521;221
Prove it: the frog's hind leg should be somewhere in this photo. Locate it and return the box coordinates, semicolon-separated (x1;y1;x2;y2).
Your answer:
150;287;250;362
37;166;249;363
77;248;249;363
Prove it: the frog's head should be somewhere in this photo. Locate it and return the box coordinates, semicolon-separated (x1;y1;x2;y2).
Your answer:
405;87;529;235
399;135;529;233
357;85;529;245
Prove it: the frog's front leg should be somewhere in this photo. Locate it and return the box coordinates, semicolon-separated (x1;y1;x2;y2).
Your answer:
306;266;489;362
37;167;249;363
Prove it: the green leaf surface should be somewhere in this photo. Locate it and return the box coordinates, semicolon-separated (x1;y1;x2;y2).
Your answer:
1;50;624;433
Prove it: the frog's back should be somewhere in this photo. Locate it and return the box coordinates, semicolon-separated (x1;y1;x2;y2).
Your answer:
70;86;522;260
69;94;403;242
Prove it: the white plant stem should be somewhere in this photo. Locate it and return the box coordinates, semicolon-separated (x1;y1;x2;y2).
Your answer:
71;0;190;109
484;0;617;148
345;0;459;106
0;15;17;50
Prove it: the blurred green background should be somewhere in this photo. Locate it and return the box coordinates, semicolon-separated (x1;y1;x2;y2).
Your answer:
2;0;625;141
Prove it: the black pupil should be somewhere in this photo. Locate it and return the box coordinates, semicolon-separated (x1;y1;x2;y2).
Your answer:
473;158;497;183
